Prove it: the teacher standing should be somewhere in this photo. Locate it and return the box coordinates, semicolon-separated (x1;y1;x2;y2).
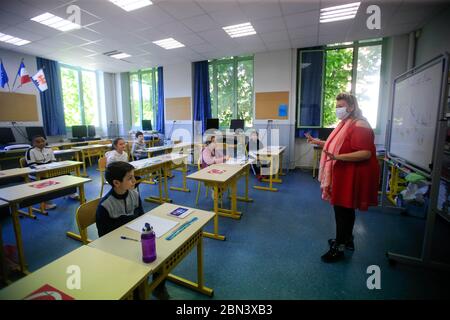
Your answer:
306;93;379;263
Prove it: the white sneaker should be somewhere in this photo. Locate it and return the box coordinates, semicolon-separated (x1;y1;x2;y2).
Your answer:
69;193;80;200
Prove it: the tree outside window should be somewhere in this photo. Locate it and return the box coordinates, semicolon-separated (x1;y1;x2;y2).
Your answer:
129;69;158;129
210;56;254;128
60;65;99;127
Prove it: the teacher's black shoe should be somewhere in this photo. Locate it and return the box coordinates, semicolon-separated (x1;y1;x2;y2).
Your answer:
328;238;355;251
321;245;344;263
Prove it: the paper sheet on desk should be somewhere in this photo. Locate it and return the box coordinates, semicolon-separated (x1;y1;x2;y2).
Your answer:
125;215;179;238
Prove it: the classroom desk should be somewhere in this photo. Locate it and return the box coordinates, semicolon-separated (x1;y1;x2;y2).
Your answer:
0;245;150;300
48;139;112;150
0;161;83;219
253;146;287;192
72;144;110;177
0;175;91;274
89;203;215;298
187;162;250;241
0;148;29;169
131;154;189;204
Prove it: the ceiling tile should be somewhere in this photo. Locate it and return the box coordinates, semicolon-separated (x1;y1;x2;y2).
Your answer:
196;0;239;13
128;5;175;28
154;21;193;37
176;33;206;46
1;0;45;20
20;0;71;12
1;26;44;42
66;27;102;42
190;43;217;54
238;1;283;20
181;14;218;32
280;0;321;15
318;19;354;36
16;20;62;38
251;17;287;34
284;10;319;29
73;0;128;19
290;36;318;48
288;24;319;40
260;30;290;43
0;9;28;26
158;1;205;20
208;5;248;26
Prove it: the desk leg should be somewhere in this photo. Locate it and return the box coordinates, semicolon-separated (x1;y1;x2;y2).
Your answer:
265;155;282;183
166;233;214;296
279;152;285;176
202;185;225;241
254;156;278;192
11;204;29;275
219;180;241;219
237;166;253;202
80;151;88;177
170;163;190;192
145;167;171;204
66;184;88;243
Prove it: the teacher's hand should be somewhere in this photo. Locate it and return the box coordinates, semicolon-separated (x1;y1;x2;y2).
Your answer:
323;149;338;161
304;132;321;145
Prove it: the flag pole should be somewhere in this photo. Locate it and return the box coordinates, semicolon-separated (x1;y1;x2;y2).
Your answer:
11;58;23;92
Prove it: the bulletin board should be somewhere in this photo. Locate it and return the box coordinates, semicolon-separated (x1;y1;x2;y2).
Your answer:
165;97;191;120
0;92;39;122
255;91;289;120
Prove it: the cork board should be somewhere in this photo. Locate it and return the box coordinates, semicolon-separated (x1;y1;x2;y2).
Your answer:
0;92;39;121
165;97;191;120
255;91;289;120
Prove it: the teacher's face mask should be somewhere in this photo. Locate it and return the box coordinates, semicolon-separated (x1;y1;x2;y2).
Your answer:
336;107;350;120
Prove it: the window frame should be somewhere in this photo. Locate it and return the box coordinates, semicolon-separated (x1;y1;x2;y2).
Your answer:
129;68;158;129
296;39;383;131
60;64;99;127
209;55;254;128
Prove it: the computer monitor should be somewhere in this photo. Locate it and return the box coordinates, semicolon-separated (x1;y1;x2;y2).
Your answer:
0;127;16;145
87;125;96;137
206;118;219;130
230;119;245;131
318;128;334;140
26;127;47;142
142;120;152;131
72;125;88;139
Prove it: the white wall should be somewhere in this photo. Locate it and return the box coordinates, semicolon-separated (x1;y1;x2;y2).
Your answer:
254;49;297;169
164;62;192;140
415;6;450;67
0;48;43;143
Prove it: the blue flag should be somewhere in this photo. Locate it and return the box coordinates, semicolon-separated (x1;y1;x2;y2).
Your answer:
0;60;9;88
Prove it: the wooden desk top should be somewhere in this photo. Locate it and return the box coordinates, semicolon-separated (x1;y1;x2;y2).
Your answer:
72;144;109;150
0;175;91;203
187;163;244;183
131;154;188;170
0;167;31;180
256;146;286;156
53;148;79;155
144;142;192;153
88;203;214;270
32;161;83;173
0;199;8;208
0;245;150;300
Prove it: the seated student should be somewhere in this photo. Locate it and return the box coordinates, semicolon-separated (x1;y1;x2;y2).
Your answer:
96;161;169;300
105;137;128;166
25;135;78;209
246;130;267;181
131;131;147;160
201;136;230;168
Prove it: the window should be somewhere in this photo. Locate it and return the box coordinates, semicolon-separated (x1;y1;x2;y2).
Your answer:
60;65;99;127
129;69;158;128
297;39;382;129
209;56;254;128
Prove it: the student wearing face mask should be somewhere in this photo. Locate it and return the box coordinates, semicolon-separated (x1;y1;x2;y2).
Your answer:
201;136;230;169
305;93;379;263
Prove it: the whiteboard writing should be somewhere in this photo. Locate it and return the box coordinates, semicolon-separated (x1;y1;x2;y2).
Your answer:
389;60;445;172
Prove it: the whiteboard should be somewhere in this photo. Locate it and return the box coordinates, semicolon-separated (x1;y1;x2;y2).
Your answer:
389;57;447;173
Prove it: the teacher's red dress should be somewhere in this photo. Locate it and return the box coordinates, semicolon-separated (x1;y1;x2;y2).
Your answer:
331;123;380;211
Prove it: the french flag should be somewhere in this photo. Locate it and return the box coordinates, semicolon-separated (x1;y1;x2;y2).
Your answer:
17;61;31;85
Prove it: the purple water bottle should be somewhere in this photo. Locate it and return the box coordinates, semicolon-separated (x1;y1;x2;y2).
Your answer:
141;223;156;263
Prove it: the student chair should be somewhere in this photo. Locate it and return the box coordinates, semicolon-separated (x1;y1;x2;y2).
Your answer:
97;157;109;197
75;197;101;245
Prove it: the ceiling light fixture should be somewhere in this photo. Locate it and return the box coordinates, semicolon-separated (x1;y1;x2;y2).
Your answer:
0;32;31;46
320;2;360;23
153;38;185;50
223;22;256;38
31;12;80;31
109;0;153;12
